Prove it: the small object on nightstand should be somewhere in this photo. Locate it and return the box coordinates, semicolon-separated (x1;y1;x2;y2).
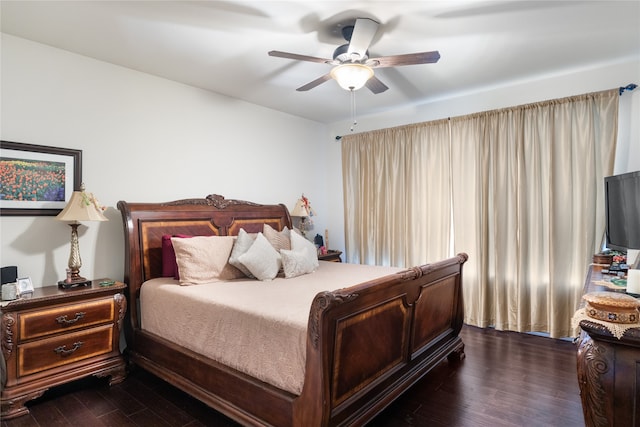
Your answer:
16;277;34;297
1;282;18;301
1;266;18;285
99;280;116;287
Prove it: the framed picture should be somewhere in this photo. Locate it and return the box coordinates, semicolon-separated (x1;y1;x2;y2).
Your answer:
17;276;34;296
0;141;82;216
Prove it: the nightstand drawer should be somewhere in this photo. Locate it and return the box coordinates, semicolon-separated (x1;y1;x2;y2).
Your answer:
19;298;115;341
18;324;114;377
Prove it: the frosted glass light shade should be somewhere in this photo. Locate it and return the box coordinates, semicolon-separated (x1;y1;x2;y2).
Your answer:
330;64;374;91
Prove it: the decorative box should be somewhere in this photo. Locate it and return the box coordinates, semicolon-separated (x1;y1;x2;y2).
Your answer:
583;291;640;324
593;253;614;265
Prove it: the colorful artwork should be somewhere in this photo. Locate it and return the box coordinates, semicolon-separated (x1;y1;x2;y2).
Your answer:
0;158;66;201
0;141;81;216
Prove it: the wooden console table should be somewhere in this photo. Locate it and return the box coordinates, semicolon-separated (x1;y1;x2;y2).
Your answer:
576;265;640;427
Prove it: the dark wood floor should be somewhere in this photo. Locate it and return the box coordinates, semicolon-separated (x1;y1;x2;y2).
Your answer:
2;325;585;427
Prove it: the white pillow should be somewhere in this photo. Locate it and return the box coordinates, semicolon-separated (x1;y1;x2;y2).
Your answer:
281;247;318;278
237;233;282;281
290;231;319;270
228;228;257;278
171;236;244;285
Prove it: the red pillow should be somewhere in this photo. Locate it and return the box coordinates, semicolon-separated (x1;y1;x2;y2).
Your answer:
161;234;192;279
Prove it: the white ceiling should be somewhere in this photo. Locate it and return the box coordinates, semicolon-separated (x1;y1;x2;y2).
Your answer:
2;1;639;124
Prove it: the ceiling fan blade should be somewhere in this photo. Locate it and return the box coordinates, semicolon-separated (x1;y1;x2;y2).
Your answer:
296;74;333;91
370;51;441;68
347;18;379;60
268;50;331;64
365;75;389;94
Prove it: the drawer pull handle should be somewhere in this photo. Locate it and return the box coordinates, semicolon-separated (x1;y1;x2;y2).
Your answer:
56;312;86;325
53;341;83;356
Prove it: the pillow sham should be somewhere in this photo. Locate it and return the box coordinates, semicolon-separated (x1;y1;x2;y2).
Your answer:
228;228;257;278
237;232;282;281
161;234;192;279
171;235;244;285
263;223;291;251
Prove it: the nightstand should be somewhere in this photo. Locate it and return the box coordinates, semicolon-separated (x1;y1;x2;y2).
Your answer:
1;279;127;419
318;250;343;262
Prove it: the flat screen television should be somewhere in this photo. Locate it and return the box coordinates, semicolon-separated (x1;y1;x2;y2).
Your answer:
604;170;640;254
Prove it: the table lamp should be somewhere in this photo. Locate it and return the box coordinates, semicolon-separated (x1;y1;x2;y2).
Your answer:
56;183;108;288
291;195;311;237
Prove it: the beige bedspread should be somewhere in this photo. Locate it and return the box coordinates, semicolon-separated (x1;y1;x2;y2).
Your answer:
140;261;403;395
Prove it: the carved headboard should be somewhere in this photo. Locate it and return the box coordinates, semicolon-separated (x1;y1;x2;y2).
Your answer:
117;194;292;296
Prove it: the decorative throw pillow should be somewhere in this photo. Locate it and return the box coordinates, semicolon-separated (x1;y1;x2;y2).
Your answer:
280;231;319;279
263;223;291;251
228;228;257;278
281;247;318;278
161;234;192;279
171;236;244;285
237;233;282;281
290;230;320;271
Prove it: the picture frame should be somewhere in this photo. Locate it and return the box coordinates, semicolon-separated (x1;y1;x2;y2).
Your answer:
16;276;34;296
0;141;82;216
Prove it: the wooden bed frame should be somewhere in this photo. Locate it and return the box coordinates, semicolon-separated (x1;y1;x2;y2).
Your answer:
117;194;468;427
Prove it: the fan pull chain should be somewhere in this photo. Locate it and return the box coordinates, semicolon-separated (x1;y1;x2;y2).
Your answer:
350;89;357;132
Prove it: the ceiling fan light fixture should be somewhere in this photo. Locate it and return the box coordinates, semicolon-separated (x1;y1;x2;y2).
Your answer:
330;63;374;91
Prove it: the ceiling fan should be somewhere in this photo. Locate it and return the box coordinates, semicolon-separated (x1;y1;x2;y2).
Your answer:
268;18;440;94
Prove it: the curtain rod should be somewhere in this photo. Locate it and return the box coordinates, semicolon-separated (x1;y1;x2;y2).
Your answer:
335;84;638;139
619;83;637;95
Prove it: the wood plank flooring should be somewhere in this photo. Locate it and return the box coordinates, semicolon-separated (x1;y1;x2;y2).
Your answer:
1;325;585;427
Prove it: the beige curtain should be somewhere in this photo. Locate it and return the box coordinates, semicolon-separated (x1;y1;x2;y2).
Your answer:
451;90;618;337
342;119;451;266
342;89;618;338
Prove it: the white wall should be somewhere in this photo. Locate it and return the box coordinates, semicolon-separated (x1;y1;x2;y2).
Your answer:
2;33;639;286
323;58;640;257
1;34;329;287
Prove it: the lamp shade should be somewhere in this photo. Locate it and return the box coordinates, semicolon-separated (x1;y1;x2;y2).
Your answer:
330;63;374;91
56;185;108;222
291;199;310;217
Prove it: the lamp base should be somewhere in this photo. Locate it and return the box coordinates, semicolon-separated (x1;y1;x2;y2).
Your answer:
58;277;92;289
